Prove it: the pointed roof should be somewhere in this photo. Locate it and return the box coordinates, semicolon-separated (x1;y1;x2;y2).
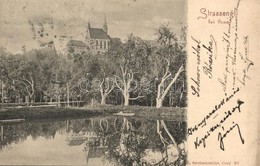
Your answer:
89;28;110;40
103;15;108;33
67;40;87;47
104;15;107;25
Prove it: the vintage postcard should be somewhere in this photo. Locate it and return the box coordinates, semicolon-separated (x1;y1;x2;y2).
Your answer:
0;0;259;165
188;0;259;166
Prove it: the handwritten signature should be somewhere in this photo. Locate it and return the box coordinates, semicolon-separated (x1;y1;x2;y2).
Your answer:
194;100;244;150
202;35;217;79
218;122;244;151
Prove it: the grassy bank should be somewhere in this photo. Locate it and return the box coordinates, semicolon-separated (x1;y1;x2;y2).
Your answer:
0;105;186;121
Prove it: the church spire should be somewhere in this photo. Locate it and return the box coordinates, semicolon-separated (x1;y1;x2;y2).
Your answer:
87;20;91;29
86;20;91;39
103;15;108;34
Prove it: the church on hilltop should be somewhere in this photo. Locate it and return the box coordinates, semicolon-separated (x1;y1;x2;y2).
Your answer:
66;17;110;55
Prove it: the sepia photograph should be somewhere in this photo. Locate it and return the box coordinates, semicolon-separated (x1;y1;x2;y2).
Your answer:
0;0;188;165
187;0;259;165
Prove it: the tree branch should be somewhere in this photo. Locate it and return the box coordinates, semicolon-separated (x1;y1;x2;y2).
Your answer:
99;78;105;94
20;80;31;96
21;77;33;86
114;75;124;92
161;65;184;100
104;78;110;93
105;78;115;95
160;120;180;153
120;65;127;77
161;59;170;81
157;120;168;147
129;95;144;100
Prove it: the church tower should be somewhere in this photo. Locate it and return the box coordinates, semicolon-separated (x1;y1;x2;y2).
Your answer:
87;21;91;29
103;15;108;34
85;21;91;39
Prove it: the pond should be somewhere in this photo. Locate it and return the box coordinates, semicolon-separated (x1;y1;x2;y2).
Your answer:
0;116;187;166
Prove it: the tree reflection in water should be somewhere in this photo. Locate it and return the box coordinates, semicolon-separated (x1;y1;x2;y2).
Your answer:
0;121;66;151
102;117;187;166
0;116;187;166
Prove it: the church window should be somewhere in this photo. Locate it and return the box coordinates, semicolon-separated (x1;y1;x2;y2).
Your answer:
100;40;102;49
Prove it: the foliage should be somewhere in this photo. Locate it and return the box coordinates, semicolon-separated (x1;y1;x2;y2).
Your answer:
0;24;187;107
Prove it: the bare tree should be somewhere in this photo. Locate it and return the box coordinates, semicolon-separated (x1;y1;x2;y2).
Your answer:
152;24;186;108
113;35;149;106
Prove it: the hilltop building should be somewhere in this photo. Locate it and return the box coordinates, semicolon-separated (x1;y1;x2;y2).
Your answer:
66;17;110;55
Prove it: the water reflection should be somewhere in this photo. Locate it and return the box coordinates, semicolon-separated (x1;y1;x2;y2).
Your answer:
0;116;187;166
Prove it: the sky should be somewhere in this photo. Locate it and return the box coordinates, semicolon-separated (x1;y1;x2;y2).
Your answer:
0;0;187;54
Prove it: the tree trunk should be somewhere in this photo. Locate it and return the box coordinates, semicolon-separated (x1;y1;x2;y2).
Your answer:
58;95;61;108
1;80;3;111
156;81;163;108
156;98;163;108
156;65;184;108
124;91;129;106
124;99;129;106
39;93;42;102
30;93;34;103
67;82;70;107
101;95;106;105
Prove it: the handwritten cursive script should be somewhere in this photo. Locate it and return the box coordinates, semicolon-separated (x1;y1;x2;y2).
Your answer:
218;122;245;151
188;87;240;136
194;100;244;150
202;35;217;79
190;36;201;97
